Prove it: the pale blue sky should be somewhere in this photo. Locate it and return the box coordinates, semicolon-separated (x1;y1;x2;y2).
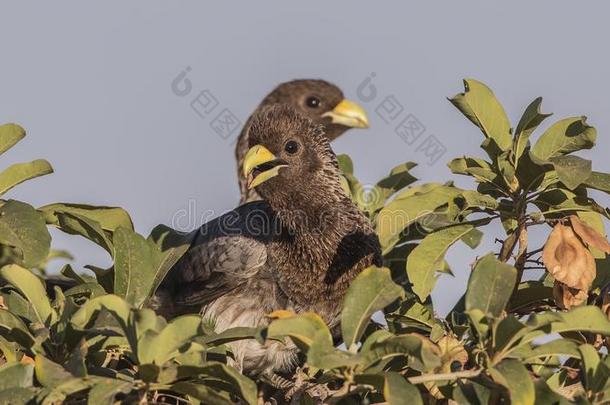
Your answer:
1;1;609;314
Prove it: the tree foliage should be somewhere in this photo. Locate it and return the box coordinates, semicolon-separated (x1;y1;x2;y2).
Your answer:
1;80;610;404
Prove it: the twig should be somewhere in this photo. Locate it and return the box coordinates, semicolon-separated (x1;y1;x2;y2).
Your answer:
407;369;481;384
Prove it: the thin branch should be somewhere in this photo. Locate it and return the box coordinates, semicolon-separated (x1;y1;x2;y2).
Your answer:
407;369;481;384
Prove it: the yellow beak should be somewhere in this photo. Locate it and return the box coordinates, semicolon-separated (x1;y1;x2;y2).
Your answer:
242;144;288;189
322;99;369;128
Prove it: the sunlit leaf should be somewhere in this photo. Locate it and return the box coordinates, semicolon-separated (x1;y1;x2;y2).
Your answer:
341;266;403;348
450;79;512;155
531;116;596;160
0;159;53;197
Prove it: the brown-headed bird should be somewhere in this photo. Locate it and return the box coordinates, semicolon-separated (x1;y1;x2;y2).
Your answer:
235;79;369;203
155;105;381;380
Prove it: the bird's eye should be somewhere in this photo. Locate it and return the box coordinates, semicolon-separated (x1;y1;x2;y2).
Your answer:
284;140;299;155
305;96;321;108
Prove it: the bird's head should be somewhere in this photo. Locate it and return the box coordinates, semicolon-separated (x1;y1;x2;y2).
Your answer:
243;105;346;208
261;79;369;141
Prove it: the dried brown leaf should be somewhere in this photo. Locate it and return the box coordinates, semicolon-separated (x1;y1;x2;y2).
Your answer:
569;215;610;254
543;222;596;290
553;281;588;310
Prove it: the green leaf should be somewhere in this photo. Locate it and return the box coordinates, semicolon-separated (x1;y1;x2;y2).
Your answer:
0;123;25;155
373;162;418;206
448;157;499;184
146;225;197;304
198;363;257;405
508;281;553;312
113;227;161;308
490;359;535;405
137;315;202;365
171;382;233;405
0;308;35;348
531;116;596;160
376;184;460;253
579;344;609;393
0;264;56;325
584;171;610;194
0;200;51;267
359;334;440;372
0;387;37;403
52;211;114;253
511;339;580;362
0;362;33;389
34;355;74;389
450;79;512;153
383;372;422;405
267;312;332;353
522;306;610;346
465;254;517;318
201;327;259;346
341;266;403;348
87;379;133;405
337;154;354;175
407;224;475;301
513;97;552;162
549;155;592;190
39;203;133;232
0;159;53;197
70;294;132;331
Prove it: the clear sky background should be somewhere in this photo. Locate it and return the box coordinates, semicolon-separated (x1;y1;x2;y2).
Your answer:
1;1;609;315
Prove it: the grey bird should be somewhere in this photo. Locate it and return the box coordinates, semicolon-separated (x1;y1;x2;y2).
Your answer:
154;105;381;379
235;79;369;204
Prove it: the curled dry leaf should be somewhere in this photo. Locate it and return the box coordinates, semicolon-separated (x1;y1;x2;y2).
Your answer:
569;215;610;254
436;335;468;373
542;222;596;290
553;281;588;310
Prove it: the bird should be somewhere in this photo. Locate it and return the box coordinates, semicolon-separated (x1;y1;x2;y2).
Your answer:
154;104;381;380
235;79;369;204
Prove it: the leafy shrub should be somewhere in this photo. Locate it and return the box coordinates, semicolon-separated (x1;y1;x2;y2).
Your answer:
1;79;610;404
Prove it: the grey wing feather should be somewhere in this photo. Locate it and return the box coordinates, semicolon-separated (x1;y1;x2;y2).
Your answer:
172;234;267;306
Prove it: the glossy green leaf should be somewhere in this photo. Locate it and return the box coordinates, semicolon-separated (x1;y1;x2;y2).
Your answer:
0;159;53;197
0;264;56;325
0;200;51;267
408;224;474;301
465;254;517;318
450;79;512;154
341;266;403;348
531;116;596;160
